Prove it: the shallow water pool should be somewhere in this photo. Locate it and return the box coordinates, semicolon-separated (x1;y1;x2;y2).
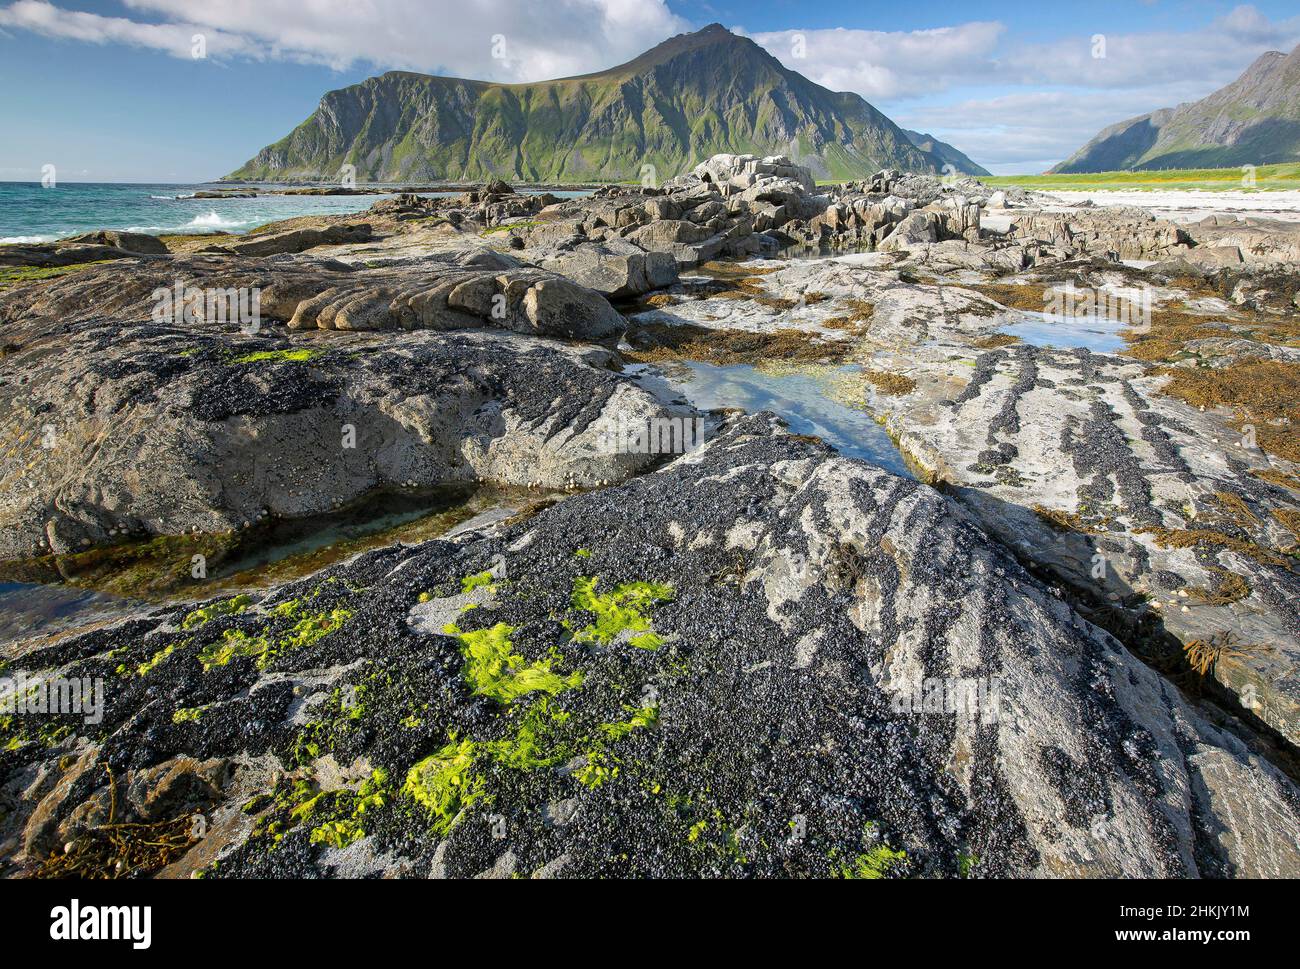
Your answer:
0;484;533;644
626;361;913;477
997;311;1128;353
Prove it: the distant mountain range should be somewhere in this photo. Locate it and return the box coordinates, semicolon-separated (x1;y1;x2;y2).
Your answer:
903;130;991;177
226;24;987;184
1053;43;1300;173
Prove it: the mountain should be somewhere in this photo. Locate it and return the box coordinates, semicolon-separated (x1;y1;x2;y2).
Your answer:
226;24;956;183
902;129;990;176
1052;45;1300;173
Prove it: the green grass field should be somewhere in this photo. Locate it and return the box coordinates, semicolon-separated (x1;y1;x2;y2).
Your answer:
979;163;1300;192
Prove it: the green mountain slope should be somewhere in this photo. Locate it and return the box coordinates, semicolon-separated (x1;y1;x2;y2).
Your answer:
1053;45;1300;173
226;24;953;183
903;129;990;176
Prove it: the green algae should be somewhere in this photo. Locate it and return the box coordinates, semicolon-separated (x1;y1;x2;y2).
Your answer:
230;348;321;365
1;714;72;752
598;705;659;741
181;594;253;630
399;585;667;830
171;706;204;724
460;570;498;593
290;680;373;766
403;696;577;831
835;844;908;879
198;629;273;671
126;640;185;678
575;747;618;789
958;851;980;878
308;768;389;850
443;621;582;704
0;260;114;290
575;704;659;789
826;842;909;879
569;576;674;649
197;607;352;671
403;738;487;833
402;688;654;827
248;769;390;849
831;827;909;880
401;693;658;831
481;698;572;771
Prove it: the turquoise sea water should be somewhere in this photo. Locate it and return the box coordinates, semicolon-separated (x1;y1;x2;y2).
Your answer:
0;182;588;243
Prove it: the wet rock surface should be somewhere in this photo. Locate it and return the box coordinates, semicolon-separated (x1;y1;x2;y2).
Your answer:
3;416;1298;879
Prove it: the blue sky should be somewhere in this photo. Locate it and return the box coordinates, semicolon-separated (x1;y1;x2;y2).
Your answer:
2;0;1299;181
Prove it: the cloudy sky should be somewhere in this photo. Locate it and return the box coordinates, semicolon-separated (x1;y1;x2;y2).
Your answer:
1;0;1298;180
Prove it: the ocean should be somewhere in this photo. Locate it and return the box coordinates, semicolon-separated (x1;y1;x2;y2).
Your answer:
0;182;588;243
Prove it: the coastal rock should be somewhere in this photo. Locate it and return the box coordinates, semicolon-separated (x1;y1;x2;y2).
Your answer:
537;239;679;298
2;417;1297;878
61;230;170;255
0;243;150;269
0;319;680;558
205;224;374;257
667;153;817;195
878;211;941;251
1009;208;1192;260
0;255;626;344
625;254;1300;750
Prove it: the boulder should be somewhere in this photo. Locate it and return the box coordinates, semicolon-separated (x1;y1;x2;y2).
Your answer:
537;239;679;298
61;230;169;255
1184;245;1244;268
211;224;374;257
0;303;669;557
879;211;941;251
1009;207;1191;260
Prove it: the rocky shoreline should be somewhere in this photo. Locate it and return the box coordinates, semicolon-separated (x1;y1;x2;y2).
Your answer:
2;154;1298;879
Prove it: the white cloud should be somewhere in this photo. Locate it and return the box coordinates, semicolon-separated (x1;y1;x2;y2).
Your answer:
0;0;689;79
892;92;1177;171
745;6;1300;101
744;22;1005;101
743;5;1300;172
4;0;1300;173
0;0;255;58
999;7;1300;91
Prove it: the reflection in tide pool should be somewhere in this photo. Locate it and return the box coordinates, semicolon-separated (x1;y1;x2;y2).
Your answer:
627;361;913;477
997;311;1128;353
0;485;534;644
0;581;141;644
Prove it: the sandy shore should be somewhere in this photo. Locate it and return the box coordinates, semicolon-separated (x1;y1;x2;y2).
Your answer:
1037;188;1300;224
